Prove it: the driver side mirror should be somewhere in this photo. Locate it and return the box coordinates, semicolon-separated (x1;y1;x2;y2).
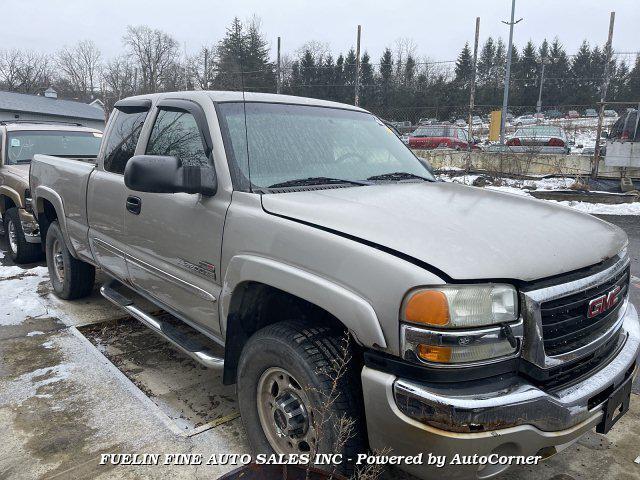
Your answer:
124;155;217;196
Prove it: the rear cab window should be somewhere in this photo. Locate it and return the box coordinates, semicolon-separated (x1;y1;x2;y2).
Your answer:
103;110;149;174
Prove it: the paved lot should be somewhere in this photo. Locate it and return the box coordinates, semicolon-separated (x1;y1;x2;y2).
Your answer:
0;215;639;480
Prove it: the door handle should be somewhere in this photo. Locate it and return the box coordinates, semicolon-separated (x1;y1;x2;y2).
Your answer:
126;196;141;215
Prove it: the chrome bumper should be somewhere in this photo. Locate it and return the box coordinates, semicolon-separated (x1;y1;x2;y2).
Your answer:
362;302;639;479
18;208;40;243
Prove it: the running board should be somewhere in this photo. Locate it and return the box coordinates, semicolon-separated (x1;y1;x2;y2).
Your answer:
100;280;224;369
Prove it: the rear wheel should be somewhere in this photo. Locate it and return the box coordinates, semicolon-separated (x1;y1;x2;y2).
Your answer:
237;321;365;476
45;221;95;299
3;207;42;264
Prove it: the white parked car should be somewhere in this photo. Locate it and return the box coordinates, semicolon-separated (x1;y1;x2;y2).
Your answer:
513;114;539;127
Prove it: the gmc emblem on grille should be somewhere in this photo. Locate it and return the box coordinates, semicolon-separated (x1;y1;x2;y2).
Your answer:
587;285;622;318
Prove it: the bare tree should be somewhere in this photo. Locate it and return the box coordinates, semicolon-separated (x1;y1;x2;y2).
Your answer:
101;55;138;114
192;45;217;90
123;25;180;93
57;40;102;101
0;49;21;90
0;49;52;94
294;40;331;64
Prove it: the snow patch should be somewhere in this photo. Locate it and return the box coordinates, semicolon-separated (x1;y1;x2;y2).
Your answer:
438;174;639;215
26;331;45;337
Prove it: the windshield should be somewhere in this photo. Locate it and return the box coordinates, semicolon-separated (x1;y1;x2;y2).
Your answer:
6;130;102;164
217;102;434;190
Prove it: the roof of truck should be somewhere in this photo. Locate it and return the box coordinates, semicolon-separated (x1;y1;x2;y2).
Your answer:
122;90;369;112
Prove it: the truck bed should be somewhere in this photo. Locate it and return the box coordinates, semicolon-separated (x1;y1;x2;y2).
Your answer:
30;154;95;258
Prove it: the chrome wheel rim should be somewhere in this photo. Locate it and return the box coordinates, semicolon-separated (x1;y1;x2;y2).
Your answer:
256;367;317;455
51;238;65;282
7;219;18;254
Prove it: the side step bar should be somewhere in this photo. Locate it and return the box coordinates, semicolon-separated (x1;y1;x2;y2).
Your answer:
100;280;224;369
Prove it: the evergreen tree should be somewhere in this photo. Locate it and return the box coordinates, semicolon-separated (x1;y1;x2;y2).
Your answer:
300;49;315;98
515;41;539;107
214;17;273;92
477;37;496;89
320;54;335;100
570;41;593;105
359;51;375;107
377;48;394;111
344;48;357;104
625;56;640;102
334;54;346;102
454;43;473;87
610;60;629;101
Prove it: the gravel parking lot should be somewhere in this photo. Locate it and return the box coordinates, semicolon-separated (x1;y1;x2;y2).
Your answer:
0;215;639;480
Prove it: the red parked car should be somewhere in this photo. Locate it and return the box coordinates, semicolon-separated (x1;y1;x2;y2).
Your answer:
408;125;479;150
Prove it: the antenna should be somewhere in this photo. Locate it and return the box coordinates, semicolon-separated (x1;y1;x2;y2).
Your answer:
238;22;252;192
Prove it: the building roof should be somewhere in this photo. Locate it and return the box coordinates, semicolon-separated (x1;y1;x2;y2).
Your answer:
0;90;105;121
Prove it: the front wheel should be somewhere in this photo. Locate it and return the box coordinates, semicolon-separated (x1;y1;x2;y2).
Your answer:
45;221;95;299
3;208;42;264
237;321;365;476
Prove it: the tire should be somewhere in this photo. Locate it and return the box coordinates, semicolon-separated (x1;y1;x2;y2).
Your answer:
237;321;365;476
3;207;42;264
45;221;95;300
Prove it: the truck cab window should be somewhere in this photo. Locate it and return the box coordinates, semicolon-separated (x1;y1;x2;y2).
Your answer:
146;109;209;167
103;110;148;174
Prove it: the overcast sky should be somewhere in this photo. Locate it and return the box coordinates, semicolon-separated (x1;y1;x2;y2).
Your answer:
6;0;640;63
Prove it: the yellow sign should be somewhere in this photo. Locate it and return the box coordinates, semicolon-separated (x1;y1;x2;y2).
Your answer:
489;110;502;142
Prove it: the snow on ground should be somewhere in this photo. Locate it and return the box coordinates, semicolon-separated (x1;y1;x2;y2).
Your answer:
438;173;640;215
0;265;50;325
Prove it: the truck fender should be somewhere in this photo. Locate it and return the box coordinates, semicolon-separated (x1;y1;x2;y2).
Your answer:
0;185;23;213
33;185;78;257
220;254;387;349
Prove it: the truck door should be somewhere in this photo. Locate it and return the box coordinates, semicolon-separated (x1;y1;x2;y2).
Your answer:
87;100;150;280
123;99;228;337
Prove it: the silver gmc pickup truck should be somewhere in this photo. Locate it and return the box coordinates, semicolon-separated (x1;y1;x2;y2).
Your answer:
29;91;639;479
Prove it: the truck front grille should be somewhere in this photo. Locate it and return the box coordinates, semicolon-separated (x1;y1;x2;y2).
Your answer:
540;266;630;356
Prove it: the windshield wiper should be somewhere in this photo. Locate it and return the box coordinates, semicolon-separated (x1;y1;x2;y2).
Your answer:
15;159;32;164
268;177;368;188
367;172;431;182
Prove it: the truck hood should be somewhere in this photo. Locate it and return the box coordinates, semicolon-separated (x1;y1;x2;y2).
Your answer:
2;164;29;182
261;182;627;282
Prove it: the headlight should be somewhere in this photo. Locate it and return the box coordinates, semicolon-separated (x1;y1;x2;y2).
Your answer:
400;284;521;366
402;284;517;328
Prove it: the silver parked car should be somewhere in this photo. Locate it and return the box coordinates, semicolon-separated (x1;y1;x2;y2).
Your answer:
506;125;570;154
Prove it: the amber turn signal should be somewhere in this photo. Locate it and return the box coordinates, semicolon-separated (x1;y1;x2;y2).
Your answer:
417;344;452;363
404;290;450;326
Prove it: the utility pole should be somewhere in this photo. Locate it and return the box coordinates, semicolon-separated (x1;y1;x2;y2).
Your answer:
203;48;209;89
536;58;549;113
276;36;282;94
467;16;480;158
184;42;188;91
499;0;522;144
593;11;615;179
354;25;362;106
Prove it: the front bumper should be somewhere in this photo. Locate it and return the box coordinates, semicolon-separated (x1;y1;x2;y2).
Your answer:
18;208;40;243
362;302;639;479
